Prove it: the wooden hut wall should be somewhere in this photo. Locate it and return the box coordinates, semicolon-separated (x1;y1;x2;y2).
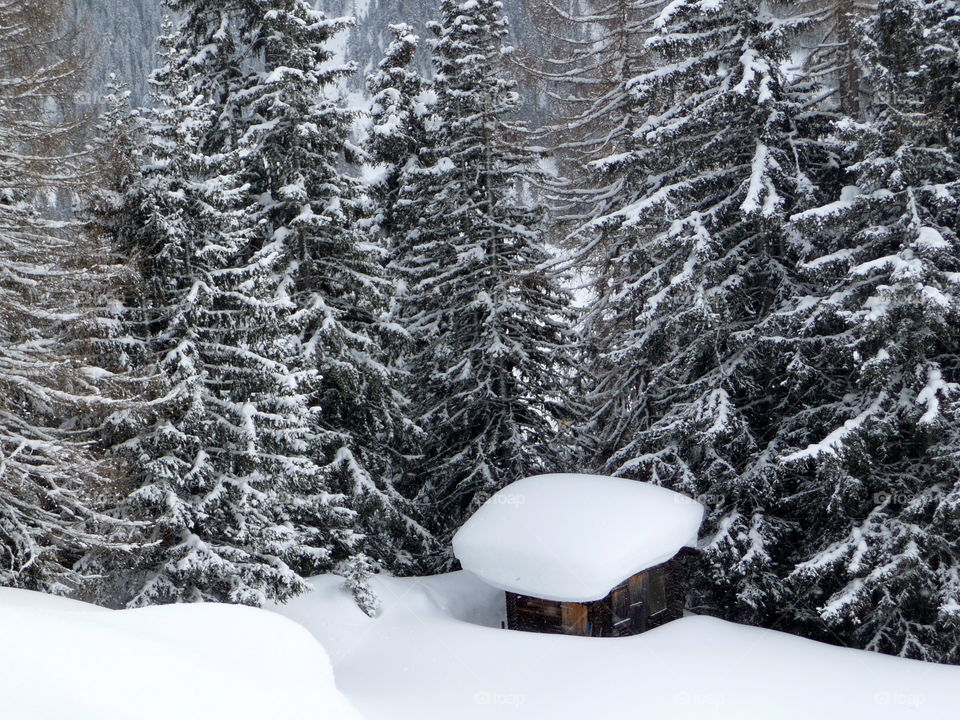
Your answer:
506;592;564;634
504;550;694;637
641;556;684;632
613;555;689;635
506;593;608;636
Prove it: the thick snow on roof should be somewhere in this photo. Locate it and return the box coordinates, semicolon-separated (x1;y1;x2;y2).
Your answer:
451;473;705;602
0;588;362;720
276;572;960;720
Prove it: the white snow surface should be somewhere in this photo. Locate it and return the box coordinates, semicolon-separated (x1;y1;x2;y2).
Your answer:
0;588;361;720
275;572;960;720
452;473;704;602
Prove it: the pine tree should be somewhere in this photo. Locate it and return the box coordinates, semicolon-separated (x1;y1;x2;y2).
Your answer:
394;0;577;550
362;23;443;566
0;0;127;595
336;0;435;82
87;0;436;605
86;77;143;248
366;23;429;249
232;1;432;573
80;75;152;392
576;0;824;623
522;0;671;478
86;7;357;607
341;553;381;617
779;0;960;662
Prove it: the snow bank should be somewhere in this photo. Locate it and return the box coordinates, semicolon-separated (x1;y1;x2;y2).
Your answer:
276;572;960;720
452;473;704;601
0;588;361;720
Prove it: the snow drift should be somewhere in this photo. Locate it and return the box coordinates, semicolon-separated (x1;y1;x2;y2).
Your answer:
0;588;361;720
276;571;960;720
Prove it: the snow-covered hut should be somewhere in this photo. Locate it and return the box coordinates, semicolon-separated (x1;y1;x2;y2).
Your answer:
452;474;705;637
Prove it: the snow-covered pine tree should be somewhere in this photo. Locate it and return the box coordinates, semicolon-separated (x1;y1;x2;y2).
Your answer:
231;1;432;573
340;552;381;617
85;77;143;251
69;79;161;601
362;24;445;541
0;0;127;595
576;0;824;623
73;68;181;604
333;0;436;80
779;0;960;662
314;0;547;100
85;6;359;607
366;23;429;250
79;75;152;392
394;0;577;550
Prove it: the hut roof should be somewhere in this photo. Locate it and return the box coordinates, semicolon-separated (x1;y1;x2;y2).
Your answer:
452;474;705;602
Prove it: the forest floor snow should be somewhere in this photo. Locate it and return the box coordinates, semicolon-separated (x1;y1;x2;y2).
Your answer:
0;588;361;720
275;571;960;720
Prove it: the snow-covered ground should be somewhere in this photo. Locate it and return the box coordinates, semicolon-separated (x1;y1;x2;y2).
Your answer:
5;573;956;719
0;588;361;720
276;571;960;720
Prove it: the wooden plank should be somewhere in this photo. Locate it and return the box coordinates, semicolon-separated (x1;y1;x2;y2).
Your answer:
610;586;631;636
517;595;563;619
510;593;564;633
560;602;588;635
647;566;667;616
